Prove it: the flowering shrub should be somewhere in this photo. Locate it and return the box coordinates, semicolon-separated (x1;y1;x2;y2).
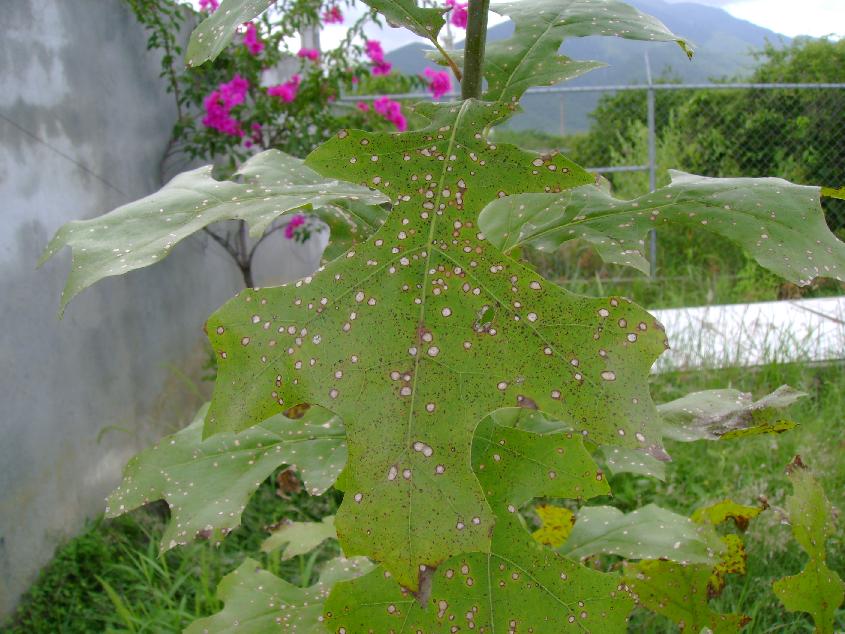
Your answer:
365;39;392;76
423;67;452;98
445;0;468;29
373;95;407;130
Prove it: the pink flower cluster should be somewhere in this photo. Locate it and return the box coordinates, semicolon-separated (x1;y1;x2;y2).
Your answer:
322;6;344;24
202;75;250;137
374;96;407;131
424;68;452;99
199;0;218;12
243;22;264;55
297;48;320;62
267;74;301;103
365;40;392;76
445;0;468;28
284;214;307;239
244;122;263;148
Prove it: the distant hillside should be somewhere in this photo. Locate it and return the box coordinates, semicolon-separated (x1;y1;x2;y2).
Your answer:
386;0;789;132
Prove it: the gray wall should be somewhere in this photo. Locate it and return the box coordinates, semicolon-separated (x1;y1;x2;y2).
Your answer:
0;0;324;615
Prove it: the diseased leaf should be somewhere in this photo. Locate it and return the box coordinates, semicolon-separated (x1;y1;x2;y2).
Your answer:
532;504;575;547
361;0;446;42
773;458;845;633
262;516;337;559
105;404;345;551
691;499;763;531
599;445;666;480
479;172;845;286
623;559;749;633
185;556;372;633
186;0;274;66
560;504;724;564
709;534;747;597
40;150;388;313
658;385;804;442
206;100;668;589
324;415;634;631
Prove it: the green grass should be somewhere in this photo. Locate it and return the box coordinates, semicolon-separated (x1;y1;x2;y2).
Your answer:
2;482;342;633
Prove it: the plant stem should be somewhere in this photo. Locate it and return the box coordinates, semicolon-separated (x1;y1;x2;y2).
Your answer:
461;0;490;99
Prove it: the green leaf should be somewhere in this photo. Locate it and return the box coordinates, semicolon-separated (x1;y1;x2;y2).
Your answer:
206;100;668;589
185;556;372;633
560;504;724;564
431;0;689;102
658;385;804;442
262;516;337;559
488;0;690;101
105;404;346;551
773;458;845;633
186;0;274;67
479;171;845;286
622;559;749;633
359;0;447;43
599;445;666;479
40;150;388;313
324;415;634;631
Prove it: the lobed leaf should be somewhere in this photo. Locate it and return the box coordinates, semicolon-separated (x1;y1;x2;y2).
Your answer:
360;0;446;43
479;172;845;287
105;404;346;551
261;516;337;559
659;385;804;442
560;504;724;564
205;100;669;590
773;458;845;633
622;559;749;633
324;415;633;631
186;0;275;66
40;150;388;313
185;556;372;633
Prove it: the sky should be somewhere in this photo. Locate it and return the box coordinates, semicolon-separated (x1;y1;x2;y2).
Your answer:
192;0;843;52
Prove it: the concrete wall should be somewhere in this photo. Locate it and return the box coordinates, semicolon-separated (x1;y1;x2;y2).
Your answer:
0;0;324;615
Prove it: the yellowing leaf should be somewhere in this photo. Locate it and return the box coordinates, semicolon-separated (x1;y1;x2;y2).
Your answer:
691;499;763;531
532;504;575;547
709;534;747;597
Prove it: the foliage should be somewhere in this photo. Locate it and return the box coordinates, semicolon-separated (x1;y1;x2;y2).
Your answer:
773;457;845;633
39;151;387;312
37;0;845;632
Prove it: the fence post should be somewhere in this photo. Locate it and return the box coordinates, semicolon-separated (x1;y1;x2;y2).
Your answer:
645;53;658;278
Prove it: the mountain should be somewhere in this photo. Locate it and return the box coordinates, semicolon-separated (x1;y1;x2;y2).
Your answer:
385;0;790;132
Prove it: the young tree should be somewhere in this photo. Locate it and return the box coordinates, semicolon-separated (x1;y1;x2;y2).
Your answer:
43;0;845;630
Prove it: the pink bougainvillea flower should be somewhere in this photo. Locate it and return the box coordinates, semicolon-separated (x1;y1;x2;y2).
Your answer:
297;48;320;62
198;0;219;12
321;6;344;24
284;214;307;239
373;96;407;131
365;40;392;75
445;0;468;28
356;101;370;112
267;74;301;103
243;22;264;56
202;74;250;137
350;75;359;84
423;67;452;99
